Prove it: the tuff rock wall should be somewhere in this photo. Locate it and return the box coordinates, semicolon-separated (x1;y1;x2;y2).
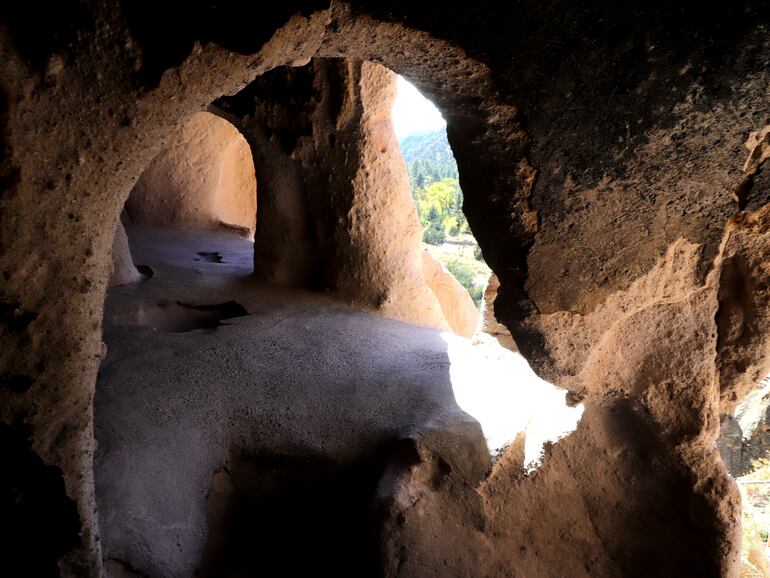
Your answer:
2;1;770;576
212;58;452;332
126;111;256;236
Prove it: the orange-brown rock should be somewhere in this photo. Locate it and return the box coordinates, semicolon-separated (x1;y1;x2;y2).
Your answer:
216;59;450;332
126;112;256;236
421;251;479;338
475;273;518;352
2;2;770;576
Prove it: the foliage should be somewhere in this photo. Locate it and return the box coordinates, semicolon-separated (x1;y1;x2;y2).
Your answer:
401;129;466;237
415;178;466;237
399;127;489;308
444;258;484;306
422;208;446;245
748;457;770;479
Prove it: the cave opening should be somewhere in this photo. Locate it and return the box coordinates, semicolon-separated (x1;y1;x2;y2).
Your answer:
393;74;491;317
389;73;583;461
6;4;770;577
93;56;581;577
718;374;770;573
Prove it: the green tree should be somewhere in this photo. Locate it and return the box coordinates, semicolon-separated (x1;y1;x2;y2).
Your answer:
415;179;463;236
422;206;446;245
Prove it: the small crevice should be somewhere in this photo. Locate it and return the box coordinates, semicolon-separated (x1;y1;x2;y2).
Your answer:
112;300;249;333
136;265;153;280
732;173;753;211
194;252;225;264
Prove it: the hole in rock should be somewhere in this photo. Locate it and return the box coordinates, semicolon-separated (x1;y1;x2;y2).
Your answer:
95;57;582;577
394;75;491;311
195;251;225;263
198;454;387;577
112;300;248;333
718;373;770;573
135;264;154;279
394;74;583;467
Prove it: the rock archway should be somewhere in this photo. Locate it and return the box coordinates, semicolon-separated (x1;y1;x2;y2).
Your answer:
125;111;257;237
2;2;770;576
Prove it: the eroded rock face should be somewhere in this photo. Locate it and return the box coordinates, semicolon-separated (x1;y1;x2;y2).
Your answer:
718;416;744;478
2;2;770;576
127;111;256;236
719;377;770;477
479;398;734;577
715;208;770;416
214;59;451;332
475;274;518;352
421;251;479;338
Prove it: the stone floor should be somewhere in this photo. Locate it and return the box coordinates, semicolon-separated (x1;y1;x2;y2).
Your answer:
94;228;581;577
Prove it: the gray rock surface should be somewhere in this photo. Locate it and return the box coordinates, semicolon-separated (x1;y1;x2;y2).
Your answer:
96;228;582;577
95;228;485;576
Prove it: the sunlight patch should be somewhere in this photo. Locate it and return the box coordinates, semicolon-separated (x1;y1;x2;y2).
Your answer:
442;333;584;470
392;76;446;140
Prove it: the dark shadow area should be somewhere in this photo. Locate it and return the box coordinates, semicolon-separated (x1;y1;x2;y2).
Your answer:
195;252;225;264
136;265;154;280
121;0;329;87
198;452;388;577
0;422;81;577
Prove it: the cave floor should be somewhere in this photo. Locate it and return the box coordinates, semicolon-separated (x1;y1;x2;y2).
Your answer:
95;227;579;577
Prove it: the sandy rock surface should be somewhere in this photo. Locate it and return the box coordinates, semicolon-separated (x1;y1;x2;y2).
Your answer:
127;112;256;236
3;2;770;575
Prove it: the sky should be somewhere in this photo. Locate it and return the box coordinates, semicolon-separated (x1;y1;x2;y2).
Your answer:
391;75;446;140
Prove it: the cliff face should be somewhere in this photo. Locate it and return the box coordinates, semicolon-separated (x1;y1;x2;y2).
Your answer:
2;1;770;576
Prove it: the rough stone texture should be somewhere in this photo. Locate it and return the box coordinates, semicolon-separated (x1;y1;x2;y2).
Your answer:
3;1;770;576
742;408;770;473
0;9;332;574
421;251;478;338
109;218;142;287
94;228;490;576
214;59;450;332
714;208;770;416
718;377;770;477
737;377;770;473
127;111;256;236
479;397;734;578
475;274;518;352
